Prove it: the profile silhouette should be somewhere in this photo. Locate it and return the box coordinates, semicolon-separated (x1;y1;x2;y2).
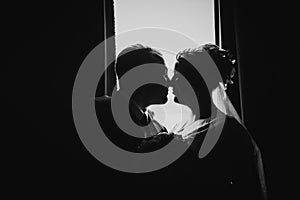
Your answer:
138;44;267;200
95;43;267;200
95;44;170;152
168;44;267;200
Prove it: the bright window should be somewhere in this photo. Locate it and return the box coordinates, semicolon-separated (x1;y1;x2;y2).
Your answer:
114;0;215;76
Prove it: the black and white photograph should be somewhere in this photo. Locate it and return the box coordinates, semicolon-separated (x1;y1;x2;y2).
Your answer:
3;0;293;199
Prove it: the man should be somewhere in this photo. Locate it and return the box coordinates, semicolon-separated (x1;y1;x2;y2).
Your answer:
95;44;170;152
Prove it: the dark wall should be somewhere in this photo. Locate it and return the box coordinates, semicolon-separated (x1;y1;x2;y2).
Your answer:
3;0;110;192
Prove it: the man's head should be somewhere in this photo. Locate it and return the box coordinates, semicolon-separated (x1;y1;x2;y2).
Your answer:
115;44;169;87
115;44;171;124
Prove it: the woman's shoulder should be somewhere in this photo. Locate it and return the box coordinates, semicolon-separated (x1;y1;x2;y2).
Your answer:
220;116;255;155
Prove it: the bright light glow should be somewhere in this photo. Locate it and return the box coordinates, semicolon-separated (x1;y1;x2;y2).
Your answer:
146;87;194;132
114;0;215;73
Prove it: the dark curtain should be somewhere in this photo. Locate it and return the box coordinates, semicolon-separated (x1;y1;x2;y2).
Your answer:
96;0;116;97
217;0;286;199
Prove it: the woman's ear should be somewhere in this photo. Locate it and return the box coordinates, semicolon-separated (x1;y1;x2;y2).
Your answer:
224;67;236;88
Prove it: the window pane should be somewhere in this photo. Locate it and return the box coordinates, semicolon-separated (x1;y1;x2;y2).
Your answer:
114;0;215;74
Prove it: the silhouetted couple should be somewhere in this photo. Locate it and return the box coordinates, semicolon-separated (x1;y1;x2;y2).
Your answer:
95;44;267;200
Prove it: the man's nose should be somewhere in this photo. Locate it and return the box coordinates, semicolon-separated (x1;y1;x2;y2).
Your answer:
163;74;171;85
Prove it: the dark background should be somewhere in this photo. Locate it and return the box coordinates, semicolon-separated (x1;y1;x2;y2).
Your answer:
3;0;294;198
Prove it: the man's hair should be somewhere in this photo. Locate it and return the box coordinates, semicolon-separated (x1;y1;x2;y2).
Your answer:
175;43;237;86
115;44;166;79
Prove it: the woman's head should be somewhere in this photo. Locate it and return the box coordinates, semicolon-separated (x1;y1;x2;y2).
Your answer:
172;44;237;119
